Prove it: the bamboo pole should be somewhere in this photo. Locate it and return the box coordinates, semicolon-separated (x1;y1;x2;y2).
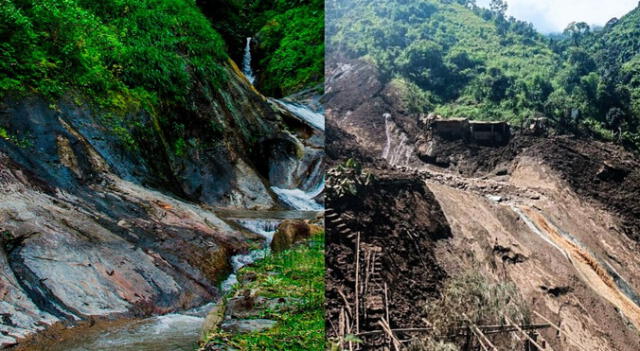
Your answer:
354;231;361;336
463;313;498;351
533;311;589;351
379;319;402;351
504;314;551;351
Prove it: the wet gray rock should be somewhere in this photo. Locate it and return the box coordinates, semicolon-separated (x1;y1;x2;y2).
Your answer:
0;58;323;348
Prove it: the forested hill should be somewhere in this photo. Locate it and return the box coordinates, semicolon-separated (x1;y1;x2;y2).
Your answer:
198;0;324;96
328;0;640;149
0;0;323;203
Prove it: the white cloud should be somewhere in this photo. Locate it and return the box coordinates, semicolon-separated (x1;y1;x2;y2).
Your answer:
476;0;638;33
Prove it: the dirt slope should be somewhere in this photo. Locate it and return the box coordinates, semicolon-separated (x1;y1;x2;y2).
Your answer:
326;173;449;348
325;57;640;350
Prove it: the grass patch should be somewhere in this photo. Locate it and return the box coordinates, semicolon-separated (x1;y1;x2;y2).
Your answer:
409;271;531;350
203;233;325;351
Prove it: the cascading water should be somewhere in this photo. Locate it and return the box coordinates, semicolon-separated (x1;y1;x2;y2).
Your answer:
219;218;283;292
381;113;415;167
271;178;324;211
270;101;325;211
242;37;256;84
274;99;325;131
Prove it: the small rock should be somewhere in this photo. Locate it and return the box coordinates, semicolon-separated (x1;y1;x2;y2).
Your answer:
221;319;277;333
200;302;226;341
486;195;503;203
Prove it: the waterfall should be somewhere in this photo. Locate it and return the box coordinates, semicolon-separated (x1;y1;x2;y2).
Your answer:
243;37;255;84
233;218;281;243
268;99;325;211
271;178;324;211
382;113;415;167
274;99;325;131
271;151;324;211
220;217;284;292
382;113;392;159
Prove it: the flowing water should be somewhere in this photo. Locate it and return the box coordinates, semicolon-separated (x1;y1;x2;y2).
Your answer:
44;313;207;351
271;178;324;211
269;100;325;211
274;99;325;131
26;42;324;350
242;37;255;84
381;113;415;167
38;210;317;351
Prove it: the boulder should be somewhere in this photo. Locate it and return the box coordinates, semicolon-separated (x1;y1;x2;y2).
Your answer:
309;223;324;236
270;220;311;253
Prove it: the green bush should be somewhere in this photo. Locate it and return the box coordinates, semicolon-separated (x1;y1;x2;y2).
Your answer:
256;1;323;96
328;0;640;147
0;0;228;110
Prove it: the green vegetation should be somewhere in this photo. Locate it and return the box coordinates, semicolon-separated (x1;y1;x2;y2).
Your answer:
328;0;640;149
0;0;322;155
326;159;374;198
256;1;323;96
0;126;32;148
199;0;324;96
409;271;530;350
203;233;325;350
0;0;228;109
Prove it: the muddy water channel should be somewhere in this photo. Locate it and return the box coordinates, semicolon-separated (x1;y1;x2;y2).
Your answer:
30;210;320;351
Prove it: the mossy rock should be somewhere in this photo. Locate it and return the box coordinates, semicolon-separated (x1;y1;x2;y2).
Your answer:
200;301;226;342
270;220;311;253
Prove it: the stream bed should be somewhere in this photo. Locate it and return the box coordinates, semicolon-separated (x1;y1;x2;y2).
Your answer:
21;39;325;350
35;209;321;351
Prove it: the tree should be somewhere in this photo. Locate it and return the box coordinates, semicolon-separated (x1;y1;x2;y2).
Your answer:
489;0;507;17
396;40;449;93
563;22;590;45
606;107;626;140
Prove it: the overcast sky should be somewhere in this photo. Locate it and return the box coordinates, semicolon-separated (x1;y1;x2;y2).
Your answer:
476;0;639;33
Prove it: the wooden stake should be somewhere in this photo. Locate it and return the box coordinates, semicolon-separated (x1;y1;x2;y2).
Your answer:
462;313;498;351
533;311;589;351
469;325;490;351
355;231;361;336
504;314;552;351
379;318;402;351
384;283;390;327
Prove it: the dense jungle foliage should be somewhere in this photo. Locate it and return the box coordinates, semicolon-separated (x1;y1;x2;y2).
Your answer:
0;0;228;110
328;0;640;149
0;0;322;108
198;0;324;96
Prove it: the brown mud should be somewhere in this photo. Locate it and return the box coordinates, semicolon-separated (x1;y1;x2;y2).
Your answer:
325;173;449;348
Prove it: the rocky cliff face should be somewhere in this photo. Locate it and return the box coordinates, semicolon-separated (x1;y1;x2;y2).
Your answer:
0;61;320;348
326;57;640;350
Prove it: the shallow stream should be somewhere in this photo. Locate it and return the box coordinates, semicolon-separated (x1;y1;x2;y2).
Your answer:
36;209;321;351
